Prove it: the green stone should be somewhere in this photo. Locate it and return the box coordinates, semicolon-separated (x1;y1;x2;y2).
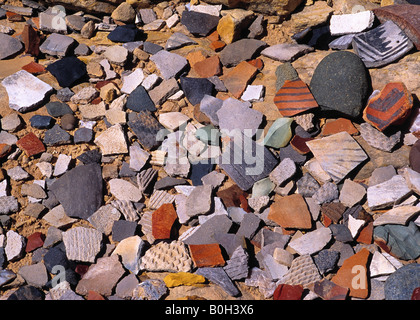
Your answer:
263;117;293;149
373;222;420;260
195;125;220;146
252;177;275;198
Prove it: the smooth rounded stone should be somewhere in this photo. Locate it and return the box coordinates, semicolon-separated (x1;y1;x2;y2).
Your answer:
59;114;77;131
385;263;420;300
0;196;19;214
261;43;314;62
109;179;142;202
5;230;25;261
219;39;266;67
0;33;23;60
309;51;370;118
288;227;332;256
104;45;129;66
2;70;53;113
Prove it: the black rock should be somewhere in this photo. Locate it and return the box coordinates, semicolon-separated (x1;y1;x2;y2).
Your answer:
30;115;54;129
0;247;5;269
127;111;166;151
77;149;102;164
309;51;370;118
46;56;87;88
181;10;220;37
180;77;214;106
43;124;72;146
45;101;73;117
43;244;71;273
50;163;103;220
143;41;163;55
107;24;141;43
112;220;138;242
295;25;336;50
7;285;44;300
126;85;156;112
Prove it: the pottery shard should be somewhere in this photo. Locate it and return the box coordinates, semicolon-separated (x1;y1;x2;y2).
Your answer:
373;206;420;226
152;203;178;240
305;132;368;183
373;4;420;50
363;82;413;132
140;240;192;273
75;255;125;297
221;61;258;98
280;254;321;288
359;122;401;153
62;227;103;263
94;124;128;155
366;174;411;210
288;227;332;256
268;194;312;229
331;248;371;299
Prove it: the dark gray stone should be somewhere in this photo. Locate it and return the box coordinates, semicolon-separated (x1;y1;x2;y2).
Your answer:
43;124;72;146
112;220;138;242
218;138;278;191
182;214;233;245
143;41;163;55
329;224;353;242
126;85;156;112
309;51;370;118
154;176;188;190
0;33;23;60
219;38;266;67
181;10;220;37
74;127;93;143
50;163;103;220
7;285;44;300
30;115;54;129
127;111;166;151
296;173;320;197
384;263;420;300
180;77;214;106
195;267;240;296
107;24;140;43
46;56;87;88
275;62;299;92
45;101;73;117
56;88;75;102
279;144;307;165
74;43;91;56
76;149;102;164
236;212;262;240
313;249;340;275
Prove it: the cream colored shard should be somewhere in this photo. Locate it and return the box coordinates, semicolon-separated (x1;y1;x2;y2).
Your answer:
150;150;167;166
62;227;102;263
140;240;192;272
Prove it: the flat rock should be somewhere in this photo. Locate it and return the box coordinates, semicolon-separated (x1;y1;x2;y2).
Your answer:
107;24;140;43
219;39;266;67
1;113;21;132
199;95;223;126
18;262;48;288
263;117;293;149
42;205;77;229
352;20;414;68
39;33;75;57
46;56;87;88
268;194;312;229
104;45;129;66
366;174;411;210
329;11;374;36
150;50;188;80
216;98;263;136
5;230;25;261
16;132;46;157
220;61;258;98
121;68;144;94
2;70;53;113
94;124;128;155
181;10;220;36
309;51;370;118
0;196;19;215
126;85;155;112
195;267;240;297
165;32;197;51
218;138;278;191
306;132;368;183
43;124;72;146
132;279;167;300
339;179;367;207
185;185;213;218
0;33;23;60
112;236;144;274
261;43;313;62
63;227;102;263
109;179;142;202
149;78;179;106
50;163;103;220
127;111;165;150
75;255;125;297
373;205;420;226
